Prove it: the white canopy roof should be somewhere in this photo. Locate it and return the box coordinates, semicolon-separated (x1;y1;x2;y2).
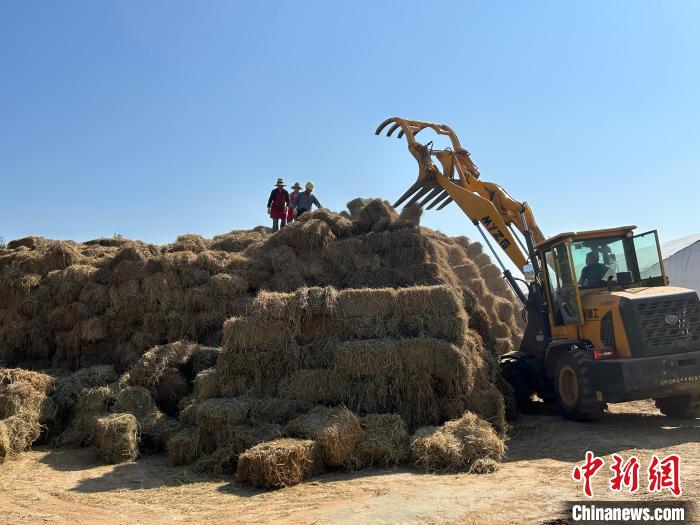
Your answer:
661;233;700;296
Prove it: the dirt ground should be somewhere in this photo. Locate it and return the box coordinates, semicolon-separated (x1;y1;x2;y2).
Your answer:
0;400;697;525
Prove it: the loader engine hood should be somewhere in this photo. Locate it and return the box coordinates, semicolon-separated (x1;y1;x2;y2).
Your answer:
615;287;700;357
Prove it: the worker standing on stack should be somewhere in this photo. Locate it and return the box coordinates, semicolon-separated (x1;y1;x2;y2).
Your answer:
267;178;290;231
287;182;302;223
296;182;322;217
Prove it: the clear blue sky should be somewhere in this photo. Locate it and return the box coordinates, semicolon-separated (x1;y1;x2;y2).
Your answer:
2;1;699;254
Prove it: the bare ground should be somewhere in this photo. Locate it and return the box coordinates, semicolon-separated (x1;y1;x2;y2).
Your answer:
0;400;697;524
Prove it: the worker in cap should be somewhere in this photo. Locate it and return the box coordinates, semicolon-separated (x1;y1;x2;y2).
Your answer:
287;182;302;223
266;178;290;231
295;181;322;217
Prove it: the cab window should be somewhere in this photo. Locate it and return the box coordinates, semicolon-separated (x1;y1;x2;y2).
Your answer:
544;243;583;325
571;236;633;289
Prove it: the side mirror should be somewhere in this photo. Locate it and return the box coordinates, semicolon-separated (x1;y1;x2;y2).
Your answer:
523;263;536;282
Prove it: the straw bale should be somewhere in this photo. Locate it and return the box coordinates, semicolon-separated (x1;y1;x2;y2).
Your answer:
480;264;502;281
236;438;318;489
222;317;294;352
78;318;107;342
279;370;351;405
93;413;139;463
397;204;423;226
453;261;481;282
285;406;363;466
274;219;335;250
298;209;353;238
178;398;197;426
334;288;395;319
127;341;198;392
345;414;408;470
390;286;468;345
193;368;221;401
167;427;201;465
355;199;398;233
115;386;157;422
333;340;400;378
245;397;313;424
53;365;117;412
410;412;504;473
195;398;250;450
472;252;492;268
166;234;208;254
3;414;42;453
210;230;266;252
142;414;183;452
7;236;45;250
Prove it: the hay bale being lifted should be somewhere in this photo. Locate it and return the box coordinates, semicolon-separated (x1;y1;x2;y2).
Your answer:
236;438;319;489
93;413;139;463
285;406;363;467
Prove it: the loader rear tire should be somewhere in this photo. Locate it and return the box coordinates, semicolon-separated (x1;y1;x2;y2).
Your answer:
555;352;604;422
654;394;700;419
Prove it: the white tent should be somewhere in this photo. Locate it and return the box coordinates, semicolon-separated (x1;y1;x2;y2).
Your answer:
661;233;700;297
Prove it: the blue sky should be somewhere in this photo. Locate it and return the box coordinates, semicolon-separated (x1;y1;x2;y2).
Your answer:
2;1;699;257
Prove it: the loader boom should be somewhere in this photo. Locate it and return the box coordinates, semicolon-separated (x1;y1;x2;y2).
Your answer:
376;117;544;274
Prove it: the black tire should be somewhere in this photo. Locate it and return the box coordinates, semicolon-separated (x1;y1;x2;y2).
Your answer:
500;357;537;416
554;352;604;421
654;394;700;419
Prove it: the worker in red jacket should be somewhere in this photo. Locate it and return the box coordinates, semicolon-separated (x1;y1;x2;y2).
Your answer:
267;178;290;231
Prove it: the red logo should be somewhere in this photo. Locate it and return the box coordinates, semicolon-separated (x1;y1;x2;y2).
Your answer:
648;454;682;496
572;451;605;498
573;452;682;498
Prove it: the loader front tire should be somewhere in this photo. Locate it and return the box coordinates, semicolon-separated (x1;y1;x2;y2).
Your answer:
555;352;604;422
654;394;700;419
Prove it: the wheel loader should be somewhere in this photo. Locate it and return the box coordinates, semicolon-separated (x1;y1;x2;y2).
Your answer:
377;117;700;421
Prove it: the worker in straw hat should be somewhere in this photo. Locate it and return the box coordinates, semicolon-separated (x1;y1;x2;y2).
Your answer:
295;182;322;217
267;178;290;231
287;182;302;223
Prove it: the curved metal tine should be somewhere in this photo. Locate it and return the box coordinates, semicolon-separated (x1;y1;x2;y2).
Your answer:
375;118;398;135
436;197;454;210
404;183;436;207
425;190;449;210
386;123;402;137
418;186;443;207
393;180;424;208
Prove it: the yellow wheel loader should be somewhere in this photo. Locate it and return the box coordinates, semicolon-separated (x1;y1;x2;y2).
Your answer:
377;117;700;421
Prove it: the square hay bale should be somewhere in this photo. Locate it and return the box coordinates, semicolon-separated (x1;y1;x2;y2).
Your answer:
334;288;396;320
245;397;312;425
93;413;139;464
236;438;319;489
115;386;158;422
409;411;505;473
222;317;295;352
390;286;468;345
3;415;41;453
193;368;221;401
279;370;351;405
333;340;400;378
345;414;408;470
195;397;249;451
167;427;201;466
274;219;335;250
285;406;363;467
53;365;118;412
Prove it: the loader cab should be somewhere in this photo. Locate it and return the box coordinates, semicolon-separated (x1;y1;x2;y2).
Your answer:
537;226;667;328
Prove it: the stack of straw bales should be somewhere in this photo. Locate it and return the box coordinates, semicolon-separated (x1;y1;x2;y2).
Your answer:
0;199;522;373
0;199;521;480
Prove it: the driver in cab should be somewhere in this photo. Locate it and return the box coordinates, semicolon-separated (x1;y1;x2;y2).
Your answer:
578;251;609;287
